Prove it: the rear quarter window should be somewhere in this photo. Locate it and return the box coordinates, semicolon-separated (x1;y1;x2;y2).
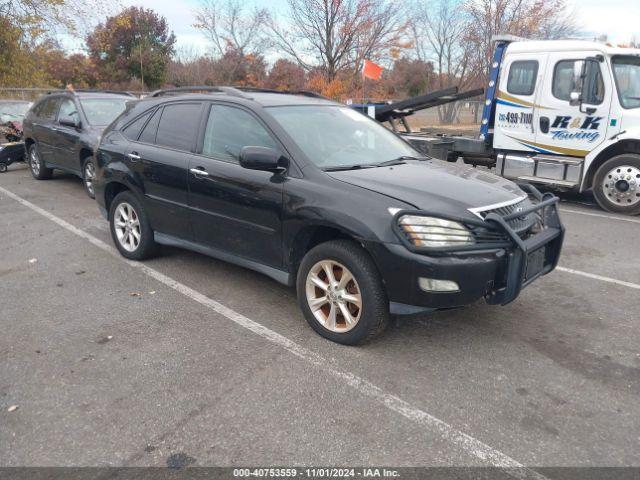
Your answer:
122;110;153;141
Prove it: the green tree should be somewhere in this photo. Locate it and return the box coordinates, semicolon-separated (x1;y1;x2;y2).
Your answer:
87;7;176;89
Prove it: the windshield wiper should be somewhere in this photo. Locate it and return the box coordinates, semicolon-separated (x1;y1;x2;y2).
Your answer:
323;164;375;171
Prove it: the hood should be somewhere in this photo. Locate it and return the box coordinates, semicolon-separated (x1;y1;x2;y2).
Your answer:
327;160;525;218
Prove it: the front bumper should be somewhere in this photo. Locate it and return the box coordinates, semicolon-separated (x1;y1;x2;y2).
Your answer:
369;185;565;313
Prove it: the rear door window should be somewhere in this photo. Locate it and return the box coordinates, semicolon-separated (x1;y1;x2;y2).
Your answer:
507;60;539;96
123;110;153;141
202;104;278;163
138;108;162;144
155;103;202;151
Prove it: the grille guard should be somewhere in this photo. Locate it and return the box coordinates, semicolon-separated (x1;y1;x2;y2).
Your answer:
392;183;565;305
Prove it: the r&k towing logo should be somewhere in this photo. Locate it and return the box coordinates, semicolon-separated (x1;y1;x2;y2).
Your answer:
550;115;602;142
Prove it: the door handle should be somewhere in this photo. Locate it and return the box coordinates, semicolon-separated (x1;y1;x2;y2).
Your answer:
539;116;550;134
127;152;141;161
190;167;209;177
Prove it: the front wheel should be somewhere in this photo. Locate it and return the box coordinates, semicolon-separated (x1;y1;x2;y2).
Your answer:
82;157;96;199
296;240;389;345
593;154;640;215
109;191;158;260
28;144;53;180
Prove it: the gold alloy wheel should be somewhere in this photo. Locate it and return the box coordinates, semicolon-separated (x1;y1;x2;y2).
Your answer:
305;260;362;333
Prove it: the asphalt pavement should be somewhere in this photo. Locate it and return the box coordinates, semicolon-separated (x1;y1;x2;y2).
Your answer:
1;163;639;469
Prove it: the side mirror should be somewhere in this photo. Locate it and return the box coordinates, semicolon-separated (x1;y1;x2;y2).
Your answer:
59;115;80;129
569;91;582;106
239;146;286;172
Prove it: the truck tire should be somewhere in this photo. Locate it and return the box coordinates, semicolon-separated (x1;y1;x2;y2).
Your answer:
593;154;640;215
28;144;53;180
296;240;389;345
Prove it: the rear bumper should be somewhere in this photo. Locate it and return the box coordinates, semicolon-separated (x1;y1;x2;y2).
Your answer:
369;186;564;313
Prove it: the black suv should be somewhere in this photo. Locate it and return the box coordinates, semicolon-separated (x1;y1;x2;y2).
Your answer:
22;90;132;197
94;86;565;345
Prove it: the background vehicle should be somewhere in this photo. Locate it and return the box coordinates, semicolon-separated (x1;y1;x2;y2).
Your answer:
0;100;31;172
373;37;640;215
22;90;133;197
93;86;564;345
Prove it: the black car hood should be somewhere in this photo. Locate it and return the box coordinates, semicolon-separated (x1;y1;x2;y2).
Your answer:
327;160;525;218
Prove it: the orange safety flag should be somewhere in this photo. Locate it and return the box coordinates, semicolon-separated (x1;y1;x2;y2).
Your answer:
362;59;383;80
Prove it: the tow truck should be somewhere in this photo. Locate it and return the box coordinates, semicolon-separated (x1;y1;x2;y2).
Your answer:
367;36;640;215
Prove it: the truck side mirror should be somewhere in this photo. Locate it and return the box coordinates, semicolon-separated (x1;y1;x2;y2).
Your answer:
569;91;582;106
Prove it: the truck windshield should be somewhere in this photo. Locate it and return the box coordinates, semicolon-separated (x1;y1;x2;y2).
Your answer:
267;105;420;170
612;55;640;109
79;98;128;126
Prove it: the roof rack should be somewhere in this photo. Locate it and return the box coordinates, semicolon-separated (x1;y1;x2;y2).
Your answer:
235;87;327;99
148;86;247;98
148;85;329;100
45;89;136;97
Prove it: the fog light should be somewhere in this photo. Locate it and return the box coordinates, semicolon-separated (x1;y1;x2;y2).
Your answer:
418;277;460;293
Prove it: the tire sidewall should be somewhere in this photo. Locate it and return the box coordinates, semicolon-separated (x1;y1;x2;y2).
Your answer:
82;157;96;199
593;154;640;215
109;191;155;260
296;241;388;345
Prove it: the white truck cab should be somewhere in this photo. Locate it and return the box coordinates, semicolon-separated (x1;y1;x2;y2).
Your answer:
491;38;640;214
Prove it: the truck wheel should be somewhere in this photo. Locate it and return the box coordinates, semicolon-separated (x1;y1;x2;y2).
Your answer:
82;157;96;199
28;144;53;180
296;240;389;345
109;191;158;260
593;154;640;215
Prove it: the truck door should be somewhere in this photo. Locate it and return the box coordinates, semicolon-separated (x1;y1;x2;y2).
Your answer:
533;52;612;157
493;53;547;152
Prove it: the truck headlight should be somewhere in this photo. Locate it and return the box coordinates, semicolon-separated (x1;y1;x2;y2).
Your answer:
398;215;475;247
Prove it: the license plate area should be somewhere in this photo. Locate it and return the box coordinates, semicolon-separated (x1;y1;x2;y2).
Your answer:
525;246;546;280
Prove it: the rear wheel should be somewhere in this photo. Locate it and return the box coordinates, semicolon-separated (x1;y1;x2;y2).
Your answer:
593;154;640;215
28;144;53;180
296;240;389;345
109;191;158;260
82;157;96;199
0;163;7;173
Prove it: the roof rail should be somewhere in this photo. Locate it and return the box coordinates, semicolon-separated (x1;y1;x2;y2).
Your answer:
148;86;247;98
45;89;136;97
235;87;328;99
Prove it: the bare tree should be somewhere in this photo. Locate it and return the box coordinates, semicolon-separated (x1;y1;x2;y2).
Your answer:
194;0;269;58
410;0;471;122
267;0;407;80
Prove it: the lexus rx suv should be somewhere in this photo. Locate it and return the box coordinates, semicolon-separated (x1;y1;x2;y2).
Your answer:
93;87;565;345
22;90;132;197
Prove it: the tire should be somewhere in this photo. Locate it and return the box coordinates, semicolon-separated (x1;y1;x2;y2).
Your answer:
82;157;96;199
109;191;159;260
28;144;53;180
0;163;7;173
296;239;389;345
593;154;640;215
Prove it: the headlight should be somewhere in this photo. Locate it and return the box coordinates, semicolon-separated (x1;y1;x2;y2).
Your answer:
398;215;475;247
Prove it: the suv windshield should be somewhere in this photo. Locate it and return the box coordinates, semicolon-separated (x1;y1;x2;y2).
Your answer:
0;102;30;122
267;105;420;169
612;55;640;109
80;98;128;126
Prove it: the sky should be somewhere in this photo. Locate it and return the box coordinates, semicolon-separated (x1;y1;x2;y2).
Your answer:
61;0;640;55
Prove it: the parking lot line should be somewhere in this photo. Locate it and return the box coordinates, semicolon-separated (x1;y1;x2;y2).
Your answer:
0;185;550;479
557;266;640;290
558;207;640;225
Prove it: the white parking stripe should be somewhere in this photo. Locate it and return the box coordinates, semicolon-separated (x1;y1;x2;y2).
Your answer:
557;266;640;290
0;185;548;479
559;207;640;225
